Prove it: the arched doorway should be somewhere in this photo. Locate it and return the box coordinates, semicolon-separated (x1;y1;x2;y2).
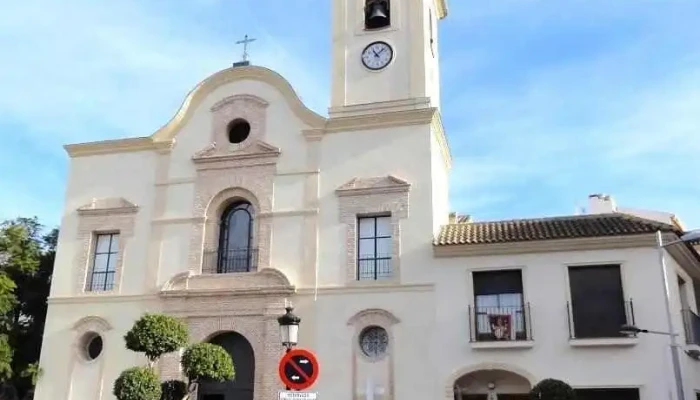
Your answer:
453;369;531;400
198;331;255;400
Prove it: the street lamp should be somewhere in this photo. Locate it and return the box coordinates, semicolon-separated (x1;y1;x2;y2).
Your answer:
277;302;301;392
650;229;700;400
277;302;301;352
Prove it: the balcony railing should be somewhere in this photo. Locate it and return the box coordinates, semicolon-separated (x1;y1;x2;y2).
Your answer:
682;309;700;346
566;299;635;339
357;256;392;281
467;304;533;342
203;248;258;274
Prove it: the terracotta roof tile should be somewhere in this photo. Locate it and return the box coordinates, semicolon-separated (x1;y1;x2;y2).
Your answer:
434;213;677;246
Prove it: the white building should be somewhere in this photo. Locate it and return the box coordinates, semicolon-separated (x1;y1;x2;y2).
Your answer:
33;1;700;400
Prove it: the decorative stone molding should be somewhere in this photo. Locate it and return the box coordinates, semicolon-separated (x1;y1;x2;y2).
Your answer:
74;198;138;294
77;197;138;216
192;140;281;170
347;308;401;327
347;308;399;400
209;94;268;153
161;268;293;295
72;315;113;333
336;176;410;283
72;316;112;365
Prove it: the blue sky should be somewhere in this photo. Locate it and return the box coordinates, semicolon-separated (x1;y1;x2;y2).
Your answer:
0;0;699;229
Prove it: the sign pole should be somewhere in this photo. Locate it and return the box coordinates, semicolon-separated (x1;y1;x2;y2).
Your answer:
285;347;291;391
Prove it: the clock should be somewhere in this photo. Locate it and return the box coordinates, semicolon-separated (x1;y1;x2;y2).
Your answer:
361;41;393;71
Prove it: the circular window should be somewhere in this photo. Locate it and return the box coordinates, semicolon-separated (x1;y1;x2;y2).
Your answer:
81;332;103;361
227;119;251;144
359;326;389;359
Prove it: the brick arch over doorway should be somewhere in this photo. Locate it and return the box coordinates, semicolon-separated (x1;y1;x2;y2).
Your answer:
198;331;255;400
445;363;537;400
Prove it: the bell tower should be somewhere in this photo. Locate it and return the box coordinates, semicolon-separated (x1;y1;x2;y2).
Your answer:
329;0;448;117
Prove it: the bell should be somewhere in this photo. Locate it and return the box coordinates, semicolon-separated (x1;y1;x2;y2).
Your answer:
366;1;390;29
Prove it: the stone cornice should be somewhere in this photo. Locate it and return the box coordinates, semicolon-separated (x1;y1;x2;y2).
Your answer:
336;175;411;197
48;293;159;304
76;197;139;216
436;0;448;19
325;107;436;133
65;137;175;158
433;234;658;257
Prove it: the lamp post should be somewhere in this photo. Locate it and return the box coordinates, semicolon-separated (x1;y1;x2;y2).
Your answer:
621;229;700;400
277;301;301;391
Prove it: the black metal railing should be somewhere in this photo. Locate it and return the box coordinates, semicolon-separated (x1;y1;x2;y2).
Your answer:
357;256;392;281
203;248;258;274
566;299;635;339
467;304;533;342
682;309;700;346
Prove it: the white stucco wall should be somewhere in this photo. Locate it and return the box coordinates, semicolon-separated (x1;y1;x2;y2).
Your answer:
434;246;700;399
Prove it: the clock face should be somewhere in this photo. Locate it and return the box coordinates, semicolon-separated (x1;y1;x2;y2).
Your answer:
361;41;393;71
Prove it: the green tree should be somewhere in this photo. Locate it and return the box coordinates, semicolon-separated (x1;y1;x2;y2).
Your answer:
117;313;234;400
180;343;234;397
0;217;55;398
123;314;190;366
529;378;576;400
113;367;162;400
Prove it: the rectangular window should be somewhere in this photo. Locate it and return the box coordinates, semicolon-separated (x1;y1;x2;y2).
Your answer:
568;264;628;338
472;270;527;340
87;233;119;292
357;216;392;281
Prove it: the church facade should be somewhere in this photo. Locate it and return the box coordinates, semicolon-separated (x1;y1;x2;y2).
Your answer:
33;1;700;399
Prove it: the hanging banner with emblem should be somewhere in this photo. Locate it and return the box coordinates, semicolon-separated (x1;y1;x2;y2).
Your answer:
278;348;320;391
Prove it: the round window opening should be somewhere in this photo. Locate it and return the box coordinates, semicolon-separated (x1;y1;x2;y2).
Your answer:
81;332;103;361
359;326;389;359
227;119;251;144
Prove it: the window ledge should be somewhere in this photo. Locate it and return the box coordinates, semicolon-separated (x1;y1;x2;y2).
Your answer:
348;278;398;287
471;340;534;350
569;337;639;347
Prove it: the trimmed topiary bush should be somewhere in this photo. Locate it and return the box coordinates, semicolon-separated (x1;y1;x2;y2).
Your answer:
529;379;576;400
124;314;189;364
113;367;162;400
181;343;235;384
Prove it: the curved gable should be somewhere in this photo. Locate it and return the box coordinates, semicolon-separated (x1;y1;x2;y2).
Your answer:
65;65;326;158
151;65;326;142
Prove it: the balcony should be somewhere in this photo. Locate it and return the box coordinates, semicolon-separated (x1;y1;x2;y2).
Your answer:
566;300;638;347
203;248;258;274
357;256;392;281
467;304;534;349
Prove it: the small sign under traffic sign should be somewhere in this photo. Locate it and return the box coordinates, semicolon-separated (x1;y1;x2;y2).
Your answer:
279;391;317;400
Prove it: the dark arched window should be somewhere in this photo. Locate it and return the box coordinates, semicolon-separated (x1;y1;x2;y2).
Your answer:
218;201;256;273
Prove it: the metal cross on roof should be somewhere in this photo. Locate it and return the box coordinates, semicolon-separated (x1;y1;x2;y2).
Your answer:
236;34;256;63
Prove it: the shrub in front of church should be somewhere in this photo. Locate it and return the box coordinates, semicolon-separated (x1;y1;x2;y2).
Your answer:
529;378;576;400
124;314;189;365
113;366;162;400
181;343;235;390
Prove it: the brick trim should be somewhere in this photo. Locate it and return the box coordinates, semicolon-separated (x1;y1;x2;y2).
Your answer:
159;296;289;400
336;177;410;284
75;203;137;294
